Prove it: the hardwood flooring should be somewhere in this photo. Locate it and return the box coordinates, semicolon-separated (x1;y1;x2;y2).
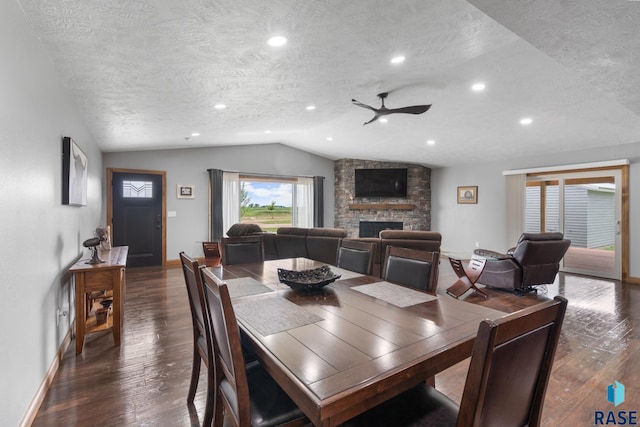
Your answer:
32;260;640;426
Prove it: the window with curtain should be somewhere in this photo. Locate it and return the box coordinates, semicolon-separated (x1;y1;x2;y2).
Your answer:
237;175;314;232
209;170;323;238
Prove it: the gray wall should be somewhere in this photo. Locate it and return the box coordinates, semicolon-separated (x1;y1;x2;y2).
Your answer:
431;141;640;277
104;144;335;260
0;2;104;425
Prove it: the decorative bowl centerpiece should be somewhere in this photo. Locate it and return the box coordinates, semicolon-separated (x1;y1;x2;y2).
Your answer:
277;265;341;292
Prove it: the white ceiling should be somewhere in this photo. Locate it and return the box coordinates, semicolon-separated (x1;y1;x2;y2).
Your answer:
19;0;640;167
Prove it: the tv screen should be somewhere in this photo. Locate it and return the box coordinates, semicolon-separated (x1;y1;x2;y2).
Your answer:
354;168;408;198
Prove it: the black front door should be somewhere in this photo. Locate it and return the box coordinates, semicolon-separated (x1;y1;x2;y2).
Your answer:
112;172;163;267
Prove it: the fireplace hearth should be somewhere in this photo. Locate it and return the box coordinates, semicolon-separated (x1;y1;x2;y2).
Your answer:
359;221;403;238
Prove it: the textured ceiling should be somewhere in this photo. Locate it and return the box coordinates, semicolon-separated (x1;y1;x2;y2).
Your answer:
18;0;640;167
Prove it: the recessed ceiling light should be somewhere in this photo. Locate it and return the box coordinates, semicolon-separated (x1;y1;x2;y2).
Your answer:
391;55;406;64
306;105;316;111
191;132;200;137
326;137;333;141
520;117;533;125
267;35;287;47
426;139;435;145
472;83;486;92
379;118;388;123
264;130;272;134
214;104;226;110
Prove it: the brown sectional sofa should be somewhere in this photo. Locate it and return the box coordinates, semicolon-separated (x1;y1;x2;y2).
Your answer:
258;227;442;278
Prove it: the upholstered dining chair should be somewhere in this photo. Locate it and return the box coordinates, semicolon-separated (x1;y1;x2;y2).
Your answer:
344;296;568;427
382;246;440;293
221;236;264;266
179;252;215;426
199;267;307;427
337;240;375;275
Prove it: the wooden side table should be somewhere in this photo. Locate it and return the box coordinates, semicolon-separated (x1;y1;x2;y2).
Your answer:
70;246;128;355
446;255;488;299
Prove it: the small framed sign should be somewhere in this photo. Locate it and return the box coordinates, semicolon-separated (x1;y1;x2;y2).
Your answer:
457;186;478;204
177;184;195;199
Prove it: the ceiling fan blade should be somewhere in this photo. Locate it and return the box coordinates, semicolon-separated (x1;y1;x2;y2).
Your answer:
362;113;381;126
387;104;432;115
352;99;377;112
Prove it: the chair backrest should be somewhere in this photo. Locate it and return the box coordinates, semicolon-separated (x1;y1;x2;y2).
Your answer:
179;252;208;358
199;266;251;427
221;236;264;266
512;233;571;287
202;241;220;258
456;296;568;427
382;246;440;293
337;240;375;275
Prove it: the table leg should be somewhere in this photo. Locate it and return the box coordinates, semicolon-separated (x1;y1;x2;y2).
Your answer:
75;273;86;355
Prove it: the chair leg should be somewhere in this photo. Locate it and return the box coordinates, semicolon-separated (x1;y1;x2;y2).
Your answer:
203;358;215;427
187;348;201;403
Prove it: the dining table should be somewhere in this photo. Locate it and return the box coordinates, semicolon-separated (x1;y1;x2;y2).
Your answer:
209;257;506;427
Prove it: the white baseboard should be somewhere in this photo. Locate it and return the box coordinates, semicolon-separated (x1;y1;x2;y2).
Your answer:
20;327;72;427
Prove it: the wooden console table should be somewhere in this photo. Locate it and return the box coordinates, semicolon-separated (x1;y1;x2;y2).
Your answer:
70;246;128;355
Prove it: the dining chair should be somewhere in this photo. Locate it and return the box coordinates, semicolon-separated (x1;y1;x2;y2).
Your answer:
337;240;375;275
221;236;264;266
179;252;215;426
382;246;440;293
202;241;221;258
199;266;307;427
344;296;568;427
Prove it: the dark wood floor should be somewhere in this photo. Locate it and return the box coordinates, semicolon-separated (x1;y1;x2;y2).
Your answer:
32;260;640;426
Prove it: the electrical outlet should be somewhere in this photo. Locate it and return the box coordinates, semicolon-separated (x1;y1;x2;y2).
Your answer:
57;308;68;326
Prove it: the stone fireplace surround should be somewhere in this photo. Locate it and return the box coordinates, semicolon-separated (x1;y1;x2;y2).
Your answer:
334;159;431;238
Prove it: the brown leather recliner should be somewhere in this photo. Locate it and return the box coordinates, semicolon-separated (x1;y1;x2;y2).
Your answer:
475;232;571;293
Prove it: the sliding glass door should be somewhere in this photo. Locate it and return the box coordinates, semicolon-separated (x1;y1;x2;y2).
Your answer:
525;170;621;280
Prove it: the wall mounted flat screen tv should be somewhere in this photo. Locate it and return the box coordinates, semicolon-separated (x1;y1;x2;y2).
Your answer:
354;168;408;198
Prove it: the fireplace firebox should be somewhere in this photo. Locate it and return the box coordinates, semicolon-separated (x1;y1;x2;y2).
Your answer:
359;221;403;238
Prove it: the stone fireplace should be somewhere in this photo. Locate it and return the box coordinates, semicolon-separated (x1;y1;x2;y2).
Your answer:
334;159;431;238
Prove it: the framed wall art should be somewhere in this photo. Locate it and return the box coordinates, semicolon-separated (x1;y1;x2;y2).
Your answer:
457;186;478;204
177;184;195;199
62;136;88;206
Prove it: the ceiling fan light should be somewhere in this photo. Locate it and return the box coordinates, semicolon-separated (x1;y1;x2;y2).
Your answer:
214;103;227;109
426;139;435;145
306;105;316;111
391;55;405;64
520;117;533;125
267;36;287;47
379;118;388;123
472;83;486;91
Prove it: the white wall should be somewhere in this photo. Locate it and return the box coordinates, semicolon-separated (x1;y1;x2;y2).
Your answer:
104;144;335;260
432;142;640;277
0;2;103;425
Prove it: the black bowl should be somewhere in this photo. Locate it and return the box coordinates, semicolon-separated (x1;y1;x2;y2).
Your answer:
277;265;341;292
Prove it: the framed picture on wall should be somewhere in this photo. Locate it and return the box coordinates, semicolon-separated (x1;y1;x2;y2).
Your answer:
177;184;195;199
457;186;478;204
62;136;88;206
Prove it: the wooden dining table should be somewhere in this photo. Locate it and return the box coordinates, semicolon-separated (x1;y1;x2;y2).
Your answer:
209;257;505;427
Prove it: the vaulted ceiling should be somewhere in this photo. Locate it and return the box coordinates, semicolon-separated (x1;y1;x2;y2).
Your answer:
19;0;640;166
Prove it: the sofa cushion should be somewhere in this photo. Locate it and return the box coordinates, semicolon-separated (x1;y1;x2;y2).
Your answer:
276;227;309;236
226;223;264;237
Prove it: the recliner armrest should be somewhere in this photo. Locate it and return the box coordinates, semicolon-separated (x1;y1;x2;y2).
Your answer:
474;248;512;260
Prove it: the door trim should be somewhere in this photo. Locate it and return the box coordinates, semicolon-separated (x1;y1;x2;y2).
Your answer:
107;168;167;267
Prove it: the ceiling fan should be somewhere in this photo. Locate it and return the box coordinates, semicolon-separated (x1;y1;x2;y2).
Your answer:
351;92;432;125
